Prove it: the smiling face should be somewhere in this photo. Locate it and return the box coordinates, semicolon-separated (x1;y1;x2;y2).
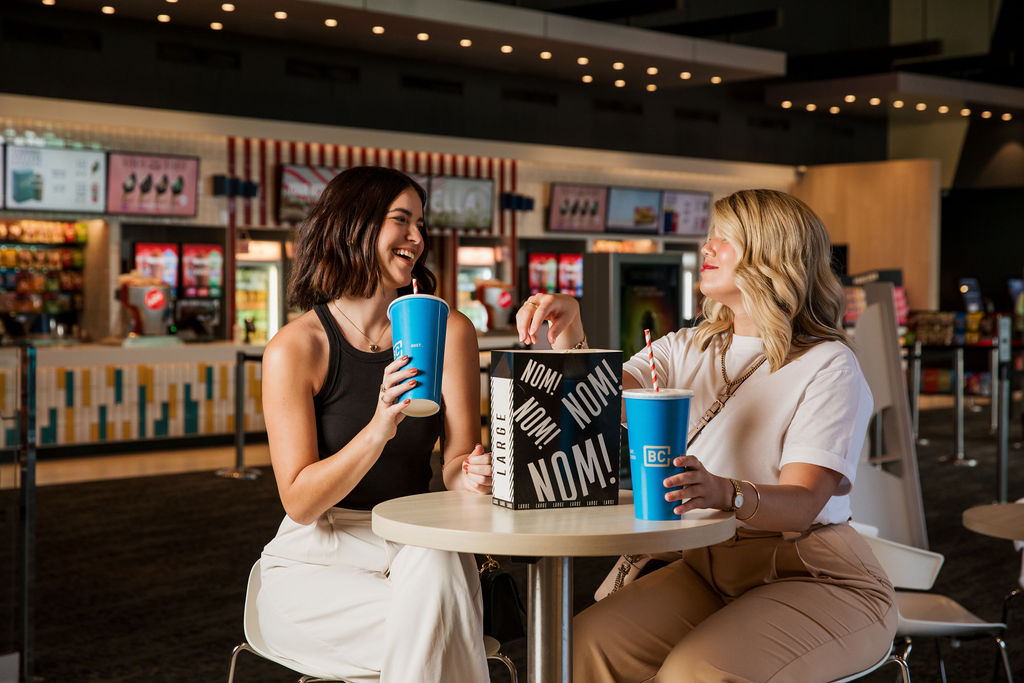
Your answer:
699;225;742;308
376;187;425;290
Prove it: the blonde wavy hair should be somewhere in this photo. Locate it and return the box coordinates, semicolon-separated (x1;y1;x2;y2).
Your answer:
692;189;848;372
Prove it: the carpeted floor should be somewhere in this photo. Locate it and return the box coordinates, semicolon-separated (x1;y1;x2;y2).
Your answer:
27;403;1024;682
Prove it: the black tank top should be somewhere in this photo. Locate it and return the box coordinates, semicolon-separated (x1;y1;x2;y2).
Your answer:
313;303;440;510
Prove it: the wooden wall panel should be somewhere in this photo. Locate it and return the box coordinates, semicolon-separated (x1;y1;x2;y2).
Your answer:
791;159;940;310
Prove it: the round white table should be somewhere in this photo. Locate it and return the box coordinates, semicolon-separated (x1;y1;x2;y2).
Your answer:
962;503;1024;541
372;489;735;683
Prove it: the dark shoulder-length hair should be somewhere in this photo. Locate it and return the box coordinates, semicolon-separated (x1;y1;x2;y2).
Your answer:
288;166;437;309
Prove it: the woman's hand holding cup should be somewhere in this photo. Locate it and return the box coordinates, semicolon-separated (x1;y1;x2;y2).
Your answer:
370;355;418;440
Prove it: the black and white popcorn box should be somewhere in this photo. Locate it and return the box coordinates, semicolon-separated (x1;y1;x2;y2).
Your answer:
489;349;622;509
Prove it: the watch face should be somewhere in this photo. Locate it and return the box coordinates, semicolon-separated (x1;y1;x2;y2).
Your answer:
735;493;744;509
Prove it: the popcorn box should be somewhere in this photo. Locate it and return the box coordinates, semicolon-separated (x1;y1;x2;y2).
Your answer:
489;349;622;509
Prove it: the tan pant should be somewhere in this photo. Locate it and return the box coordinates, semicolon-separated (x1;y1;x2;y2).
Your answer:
574;522;897;683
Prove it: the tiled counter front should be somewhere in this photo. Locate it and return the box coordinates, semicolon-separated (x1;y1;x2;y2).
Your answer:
0;344;265;449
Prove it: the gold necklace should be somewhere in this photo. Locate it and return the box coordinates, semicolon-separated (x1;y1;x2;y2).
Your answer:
720;348;767;396
331;299;390;352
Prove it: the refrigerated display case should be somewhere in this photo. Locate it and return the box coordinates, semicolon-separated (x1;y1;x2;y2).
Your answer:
236;240;282;344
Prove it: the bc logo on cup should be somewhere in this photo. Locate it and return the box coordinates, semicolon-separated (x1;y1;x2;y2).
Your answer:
643;445;672;467
392;340;403;357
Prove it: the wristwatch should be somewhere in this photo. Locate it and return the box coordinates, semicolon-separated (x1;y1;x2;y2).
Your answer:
727;478;744;512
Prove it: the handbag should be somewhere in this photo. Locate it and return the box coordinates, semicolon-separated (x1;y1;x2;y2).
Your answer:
479;555;527;641
595;354;767;601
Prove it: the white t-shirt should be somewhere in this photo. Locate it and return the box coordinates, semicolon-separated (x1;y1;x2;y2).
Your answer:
623;329;873;526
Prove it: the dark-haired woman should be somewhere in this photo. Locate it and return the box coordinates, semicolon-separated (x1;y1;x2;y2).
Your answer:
256;167;491;682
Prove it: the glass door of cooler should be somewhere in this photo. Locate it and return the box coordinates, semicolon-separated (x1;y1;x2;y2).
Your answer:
236;240;282;344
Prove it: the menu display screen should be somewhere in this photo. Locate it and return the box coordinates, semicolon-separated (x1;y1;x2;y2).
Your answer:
4;146;106;213
108;153;199;216
134;242;180;289
279;164;344;223
0;146;4;207
661;190;712;236
547;184;606;233
428;176;493;230
182;243;224;298
606;187;662;234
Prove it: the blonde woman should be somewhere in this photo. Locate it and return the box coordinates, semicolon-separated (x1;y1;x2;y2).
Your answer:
517;189;896;682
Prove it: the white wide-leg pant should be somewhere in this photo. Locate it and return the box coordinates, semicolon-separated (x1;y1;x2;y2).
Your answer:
258;508;489;683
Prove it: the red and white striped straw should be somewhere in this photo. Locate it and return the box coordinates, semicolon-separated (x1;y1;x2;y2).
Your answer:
644;328;659;391
412;278;418;294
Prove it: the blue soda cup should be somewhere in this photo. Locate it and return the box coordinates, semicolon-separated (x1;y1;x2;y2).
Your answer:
386;294;449;417
624;388;693;520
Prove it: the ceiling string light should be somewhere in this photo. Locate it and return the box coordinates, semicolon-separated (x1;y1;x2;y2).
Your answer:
371;25;385;34
459;39;472;47
710;75;722;84
324;18;338;27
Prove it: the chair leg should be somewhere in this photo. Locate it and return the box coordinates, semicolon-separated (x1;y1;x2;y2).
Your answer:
487;651;518;683
227;643;256;683
992;636;1014;683
1002;587;1021;626
935;639;948;683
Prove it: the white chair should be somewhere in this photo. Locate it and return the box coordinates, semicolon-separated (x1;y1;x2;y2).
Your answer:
859;533;1014;682
829;641;910;683
227;560;518;683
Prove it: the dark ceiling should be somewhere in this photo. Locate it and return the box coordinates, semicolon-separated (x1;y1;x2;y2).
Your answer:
476;0;1022;86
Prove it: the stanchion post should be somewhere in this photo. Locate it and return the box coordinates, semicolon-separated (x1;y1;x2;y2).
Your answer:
18;344;36;683
910;341;928;445
997;317;1011;503
217;350;262;480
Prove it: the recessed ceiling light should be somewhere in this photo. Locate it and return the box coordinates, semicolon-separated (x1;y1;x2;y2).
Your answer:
42;0;55;5
646;67;658;75
581;75;593;83
960;107;971;116
274;11;287;20
417;32;429;41
500;45;513;54
892;99;905;109
459;38;472;47
221;3;234;11
844;94;856;103
646;84;657;92
210;21;223;30
781;100;792;109
981;110;992;119
157;13;170;22
829;106;840;114
324;18;337;27
614;79;625;88
869;97;881;106
710;75;722;84
1002;113;1013;121
577;57;589;65
540;51;552;60
915;102;927;111
612;62;624;70
679;71;692;80
101;5;115;14
372;25;385;34
805;103;817;111
165;0;177;3
937;105;949;114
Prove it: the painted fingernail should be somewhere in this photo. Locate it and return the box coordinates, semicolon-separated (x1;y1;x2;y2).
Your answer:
463;461;469;471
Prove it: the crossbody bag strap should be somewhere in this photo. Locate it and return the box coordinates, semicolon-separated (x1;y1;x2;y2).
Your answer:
686;355;766;448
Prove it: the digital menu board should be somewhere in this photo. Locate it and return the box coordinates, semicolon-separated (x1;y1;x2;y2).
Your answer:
0;146;4;207
108;153;199;216
182;243;224;298
547;184;606;233
427;176;493;230
662;190;712;236
558;253;583;297
606;187;661;234
4;146;106;213
134;242;180;289
278;164;344;223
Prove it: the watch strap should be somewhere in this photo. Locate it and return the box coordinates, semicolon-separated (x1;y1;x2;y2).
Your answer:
728;478;743;511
